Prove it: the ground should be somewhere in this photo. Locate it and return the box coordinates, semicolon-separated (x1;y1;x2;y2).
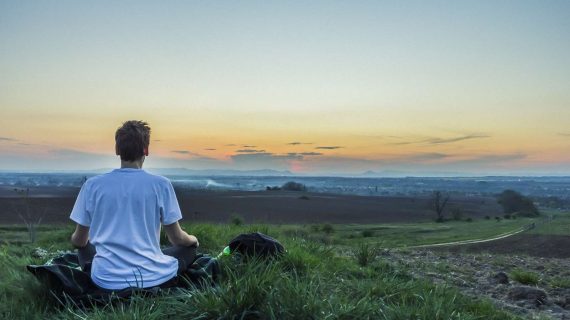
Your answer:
1;189;568;319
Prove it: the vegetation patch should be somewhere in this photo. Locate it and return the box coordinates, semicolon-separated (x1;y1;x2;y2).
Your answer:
0;223;522;319
510;268;541;285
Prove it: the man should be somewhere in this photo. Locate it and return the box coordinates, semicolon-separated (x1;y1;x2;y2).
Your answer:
69;120;198;290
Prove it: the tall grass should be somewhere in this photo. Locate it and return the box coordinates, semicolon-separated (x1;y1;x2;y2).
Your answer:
0;223;520;319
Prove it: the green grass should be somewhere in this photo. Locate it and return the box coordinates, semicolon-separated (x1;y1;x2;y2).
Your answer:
331;217;537;248
0;222;523;319
527;210;570;236
510;269;541;285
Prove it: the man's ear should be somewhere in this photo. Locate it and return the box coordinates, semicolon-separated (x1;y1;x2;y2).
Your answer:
115;144;120;156
144;147;149;156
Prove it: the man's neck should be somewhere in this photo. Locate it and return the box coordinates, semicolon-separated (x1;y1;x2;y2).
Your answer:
120;159;144;169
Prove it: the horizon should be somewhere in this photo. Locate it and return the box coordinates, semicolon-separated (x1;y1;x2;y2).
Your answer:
1;1;569;175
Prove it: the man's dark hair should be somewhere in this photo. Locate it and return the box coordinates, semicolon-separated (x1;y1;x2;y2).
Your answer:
115;120;151;161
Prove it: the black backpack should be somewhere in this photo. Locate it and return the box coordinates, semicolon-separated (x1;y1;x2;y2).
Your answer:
228;232;285;257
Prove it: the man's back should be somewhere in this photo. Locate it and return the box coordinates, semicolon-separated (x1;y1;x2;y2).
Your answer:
70;168;182;290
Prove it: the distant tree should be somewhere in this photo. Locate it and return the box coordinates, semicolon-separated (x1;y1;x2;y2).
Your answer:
432;191;450;222
451;206;463;221
281;181;307;192
497;190;539;217
12;188;45;243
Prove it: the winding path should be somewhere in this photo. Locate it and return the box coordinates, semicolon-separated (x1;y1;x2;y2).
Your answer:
406;223;536;249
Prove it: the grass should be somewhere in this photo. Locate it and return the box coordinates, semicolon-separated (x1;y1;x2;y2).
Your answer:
0;221;524;319
510;269;541;285
527;210;570;236
331;217;537;248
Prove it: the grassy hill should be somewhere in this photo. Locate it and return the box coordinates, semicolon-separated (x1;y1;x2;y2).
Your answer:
0;219;530;319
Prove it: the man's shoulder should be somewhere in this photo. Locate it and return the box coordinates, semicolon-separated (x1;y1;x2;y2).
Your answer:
84;170;172;187
142;171;172;185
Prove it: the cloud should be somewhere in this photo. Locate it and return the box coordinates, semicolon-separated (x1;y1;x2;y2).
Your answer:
402;153;450;162
204;148;216;151
236;149;265;153
0;137;17;142
286;152;323;156
315;146;343;150
171;150;203;157
242;145;257;148
287;142;313;145
388;134;489;146
452;153;527;165
230;152;302;170
49;148;97;157
224;144;236;146
425;134;490;145
558;132;570;137
153;139;162;142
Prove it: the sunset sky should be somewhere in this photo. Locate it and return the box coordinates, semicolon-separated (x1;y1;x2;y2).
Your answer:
1;1;569;175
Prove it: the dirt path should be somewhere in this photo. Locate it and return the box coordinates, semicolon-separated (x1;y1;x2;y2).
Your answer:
407;226;529;249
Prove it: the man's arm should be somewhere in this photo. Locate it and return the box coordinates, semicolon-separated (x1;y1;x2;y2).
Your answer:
163;222;199;247
70;224;90;248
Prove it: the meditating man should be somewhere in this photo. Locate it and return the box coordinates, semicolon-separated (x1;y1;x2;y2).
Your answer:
69;120;198;290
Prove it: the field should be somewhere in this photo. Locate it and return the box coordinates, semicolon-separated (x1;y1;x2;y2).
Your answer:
1;214;554;320
1;186;568;319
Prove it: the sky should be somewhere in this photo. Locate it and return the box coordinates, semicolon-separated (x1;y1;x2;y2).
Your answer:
1;1;569;175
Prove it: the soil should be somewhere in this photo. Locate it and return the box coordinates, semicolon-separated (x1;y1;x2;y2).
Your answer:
440;234;570;259
385;249;570;320
0;186;502;225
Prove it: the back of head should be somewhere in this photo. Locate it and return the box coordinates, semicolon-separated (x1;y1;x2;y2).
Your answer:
115;120;151;161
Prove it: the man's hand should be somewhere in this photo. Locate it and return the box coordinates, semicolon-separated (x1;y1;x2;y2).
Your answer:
71;224;89;248
164;222;199;247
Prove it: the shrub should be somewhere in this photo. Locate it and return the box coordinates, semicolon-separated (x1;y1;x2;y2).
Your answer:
321;224;334;234
503;214;511;219
484;215;491;220
361;230;374;238
230;213;244;226
465;218;473;222
495;217;502;222
282;181;307;192
355;243;377;267
451;207;463;221
298;196;310;200
510;269;540;285
550;277;570;289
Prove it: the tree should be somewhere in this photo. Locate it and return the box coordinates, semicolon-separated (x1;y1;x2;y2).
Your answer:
432;191;450;222
12;188;45;243
497;190;539;217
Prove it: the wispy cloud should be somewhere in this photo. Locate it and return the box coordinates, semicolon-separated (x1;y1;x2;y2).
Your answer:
204;148;216;151
236;149;266;153
224;144;236;146
242;145;257;148
388;134;490;146
171;150;203;157
558;132;570;137
287;142;313;145
0;137;17;142
315;146;343;150
453;153;527;164
425;134;490;145
286;152;323;157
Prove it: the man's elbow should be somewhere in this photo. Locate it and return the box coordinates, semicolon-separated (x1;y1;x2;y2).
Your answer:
70;233;88;248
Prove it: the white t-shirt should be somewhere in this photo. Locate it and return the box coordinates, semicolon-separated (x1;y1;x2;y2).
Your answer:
70;168;182;290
